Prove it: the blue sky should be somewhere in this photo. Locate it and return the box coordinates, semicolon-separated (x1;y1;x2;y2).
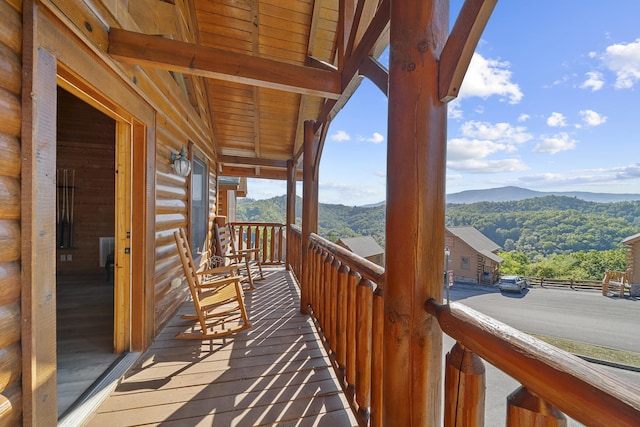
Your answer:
248;1;640;205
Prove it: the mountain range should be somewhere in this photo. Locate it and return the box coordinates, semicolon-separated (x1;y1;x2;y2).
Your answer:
445;186;640;204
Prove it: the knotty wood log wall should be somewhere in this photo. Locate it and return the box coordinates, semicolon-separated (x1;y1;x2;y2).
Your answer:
56;87;116;276
0;1;22;425
2;0;220;422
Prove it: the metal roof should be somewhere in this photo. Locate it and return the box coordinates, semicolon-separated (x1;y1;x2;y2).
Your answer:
337;236;384;258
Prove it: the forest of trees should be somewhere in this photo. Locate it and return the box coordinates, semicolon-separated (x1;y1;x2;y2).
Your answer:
236;195;640;280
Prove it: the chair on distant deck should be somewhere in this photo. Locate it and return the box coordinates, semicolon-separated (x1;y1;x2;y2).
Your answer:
213;221;264;291
173;227;250;339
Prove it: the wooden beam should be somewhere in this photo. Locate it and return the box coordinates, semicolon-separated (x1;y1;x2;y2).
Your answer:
218;154;288;169
342;0;390;89
218;164;302;180
384;0;448;424
360;56;388;95
21;2;59;422
338;0;356;70
439;0;498;102
315;0;388;125
108;28;342;99
313;121;330;179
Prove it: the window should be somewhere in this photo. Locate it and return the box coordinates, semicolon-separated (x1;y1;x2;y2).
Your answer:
190;155;208;254
461;257;469;271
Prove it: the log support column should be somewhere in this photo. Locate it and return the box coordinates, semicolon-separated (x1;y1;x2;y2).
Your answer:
384;0;448;424
301;120;318;314
286;159;297;271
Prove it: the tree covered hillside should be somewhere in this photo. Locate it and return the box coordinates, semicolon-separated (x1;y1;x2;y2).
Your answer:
236;195;386;246
446;196;640;257
237;195;640;259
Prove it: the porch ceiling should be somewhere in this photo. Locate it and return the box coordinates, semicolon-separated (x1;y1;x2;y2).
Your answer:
108;0;391;180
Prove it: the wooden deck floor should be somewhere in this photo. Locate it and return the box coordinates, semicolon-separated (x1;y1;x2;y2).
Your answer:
86;267;358;426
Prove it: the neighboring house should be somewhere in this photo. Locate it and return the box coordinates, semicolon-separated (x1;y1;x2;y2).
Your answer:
622;232;640;287
445;226;503;285
336;236;385;267
217;177;247;222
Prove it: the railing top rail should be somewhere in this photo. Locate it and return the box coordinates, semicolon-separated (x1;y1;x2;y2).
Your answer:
290;224;301;234
309;232;384;284
425;299;640;427
230;221;285;227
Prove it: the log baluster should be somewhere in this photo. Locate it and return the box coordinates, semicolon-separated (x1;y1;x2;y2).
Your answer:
329;258;340;354
370;287;384;427
345;270;360;401
322;254;334;343
313;246;322;316
507;386;567;427
277;226;283;262
245;225;252;251
261;226;268;263
336;264;350;380
444;342;486;427
355;278;374;422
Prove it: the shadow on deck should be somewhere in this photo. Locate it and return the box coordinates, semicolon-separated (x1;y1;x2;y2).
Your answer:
86;267;358;426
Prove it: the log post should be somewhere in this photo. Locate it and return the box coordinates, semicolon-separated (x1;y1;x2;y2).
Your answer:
444;342;486;427
301;120;318;314
284;160;299;270
507;386;567;427
384;0;448;424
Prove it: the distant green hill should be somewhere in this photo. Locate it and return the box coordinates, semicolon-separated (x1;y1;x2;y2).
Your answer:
237;195;640;258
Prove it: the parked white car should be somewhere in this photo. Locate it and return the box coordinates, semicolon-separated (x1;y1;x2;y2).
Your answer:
498;275;527;293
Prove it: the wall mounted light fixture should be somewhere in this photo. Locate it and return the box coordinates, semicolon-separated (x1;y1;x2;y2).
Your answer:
171;146;192;177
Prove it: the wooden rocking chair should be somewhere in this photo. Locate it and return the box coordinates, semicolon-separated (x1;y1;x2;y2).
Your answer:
213;222;264;291
173;227;251;339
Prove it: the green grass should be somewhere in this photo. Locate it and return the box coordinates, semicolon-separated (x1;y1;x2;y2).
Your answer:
532;334;640;368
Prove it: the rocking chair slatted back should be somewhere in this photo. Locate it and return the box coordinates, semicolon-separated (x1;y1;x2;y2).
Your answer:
174;227;250;339
213;222;264;290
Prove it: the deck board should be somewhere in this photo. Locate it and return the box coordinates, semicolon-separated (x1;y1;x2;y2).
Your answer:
86;267;358;426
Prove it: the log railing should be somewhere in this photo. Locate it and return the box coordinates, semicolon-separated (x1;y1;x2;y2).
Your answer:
229;222;286;265
288;224;302;279
304;232;385;427
296;230;640;426
425;300;640;426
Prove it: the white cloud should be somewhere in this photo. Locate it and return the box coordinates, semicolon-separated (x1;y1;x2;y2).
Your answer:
318;181;383;205
578;109;607;127
447;158;528;174
447;138;508;162
601;38;640;89
459;53;524;104
546;112;568;127
533;132;576;154
580;71;605;91
517;114;530;122
517;163;640;187
330;130;351;142
366;132;385;144
460;121;533;144
448;100;464;119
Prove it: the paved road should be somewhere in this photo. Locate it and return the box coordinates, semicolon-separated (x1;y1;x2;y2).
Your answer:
449;282;640;353
445;283;640;426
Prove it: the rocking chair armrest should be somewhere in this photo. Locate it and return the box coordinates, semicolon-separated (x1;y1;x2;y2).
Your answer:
198;265;239;275
195;275;241;289
237;248;260;255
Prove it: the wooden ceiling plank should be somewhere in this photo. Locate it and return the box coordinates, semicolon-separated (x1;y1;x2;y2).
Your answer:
251;0;261;158
108;28;342;99
439;0;498;102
